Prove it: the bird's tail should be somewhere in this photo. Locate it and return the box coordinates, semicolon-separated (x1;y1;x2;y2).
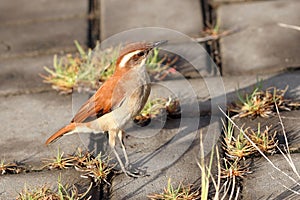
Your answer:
45;123;77;145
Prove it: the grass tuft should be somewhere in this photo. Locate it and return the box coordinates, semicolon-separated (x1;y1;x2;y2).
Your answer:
41;42;177;94
148;178;199;200
222;120;278;159
134;97;180;125
42;147;75;170
17;175;92;200
42;148;113;185
230;85;299;119
76;152;114;185
41;41;118;94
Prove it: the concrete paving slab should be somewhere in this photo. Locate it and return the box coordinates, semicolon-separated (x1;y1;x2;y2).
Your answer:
152;71;300;116
242;154;300;200
100;0;203;40
0;55;53;96
218;0;300;75
0;169;92;200
110;117;221;200
0;91;88;166
231;109;300;199
0;0;87;25
0;18;87;59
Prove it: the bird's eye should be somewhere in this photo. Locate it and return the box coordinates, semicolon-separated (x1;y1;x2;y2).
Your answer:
137;51;145;57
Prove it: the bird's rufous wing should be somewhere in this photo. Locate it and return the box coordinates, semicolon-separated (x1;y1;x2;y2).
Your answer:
71;75;125;123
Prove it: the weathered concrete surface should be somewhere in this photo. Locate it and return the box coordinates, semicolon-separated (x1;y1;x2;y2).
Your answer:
0;55;53;96
111;117;221;200
0;0;87;59
109;72;300;199
0;169;91;200
218;0;300;75
243;154;300;200
0;18;87;59
232;109;300;199
0;0;86;24
0;92;89;165
100;0;203;40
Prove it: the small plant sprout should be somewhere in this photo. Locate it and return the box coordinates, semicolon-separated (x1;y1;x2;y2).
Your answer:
148;178;199;200
222;121;256;159
246;123;278;154
198;133;215;200
223;120;278;159
78;153;114;185
220;107;300;195
17;184;55;200
72;147;95;168
134;97;180;124
17;175;92;200
221;158;251;179
230;85;299;119
43;147;75;170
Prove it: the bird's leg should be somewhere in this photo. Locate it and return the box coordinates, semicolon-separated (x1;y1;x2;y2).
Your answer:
109;130;141;178
117;130;129;167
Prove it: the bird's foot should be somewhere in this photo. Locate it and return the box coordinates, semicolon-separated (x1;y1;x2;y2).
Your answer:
124;169;147;178
117;164;148;178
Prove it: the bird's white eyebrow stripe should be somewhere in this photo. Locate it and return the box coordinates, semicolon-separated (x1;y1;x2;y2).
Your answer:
119;50;142;68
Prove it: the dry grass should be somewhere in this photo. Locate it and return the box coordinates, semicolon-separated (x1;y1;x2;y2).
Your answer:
230;85;299;119
42;148;75;170
134;97;180;125
220;158;251;179
42;148;113;185
220;102;300;196
222;120;278;159
75;152;114;185
41;41;118;94
17;175;92;200
148;178;199;200
0;160;25;175
41;41;177;94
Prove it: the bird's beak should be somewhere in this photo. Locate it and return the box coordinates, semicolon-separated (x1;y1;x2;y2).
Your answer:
151;40;168;49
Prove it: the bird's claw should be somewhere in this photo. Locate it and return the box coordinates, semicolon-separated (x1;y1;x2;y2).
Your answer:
124;169;148;178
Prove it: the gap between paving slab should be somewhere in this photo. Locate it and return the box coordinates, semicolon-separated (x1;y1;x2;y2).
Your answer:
0;169;93;200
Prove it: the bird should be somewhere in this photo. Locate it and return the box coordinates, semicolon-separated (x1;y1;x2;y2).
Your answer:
45;40;168;177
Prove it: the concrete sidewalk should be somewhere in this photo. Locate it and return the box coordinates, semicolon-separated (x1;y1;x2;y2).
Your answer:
1;0;300;199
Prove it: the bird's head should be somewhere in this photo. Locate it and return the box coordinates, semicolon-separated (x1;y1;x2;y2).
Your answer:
116;40;167;70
